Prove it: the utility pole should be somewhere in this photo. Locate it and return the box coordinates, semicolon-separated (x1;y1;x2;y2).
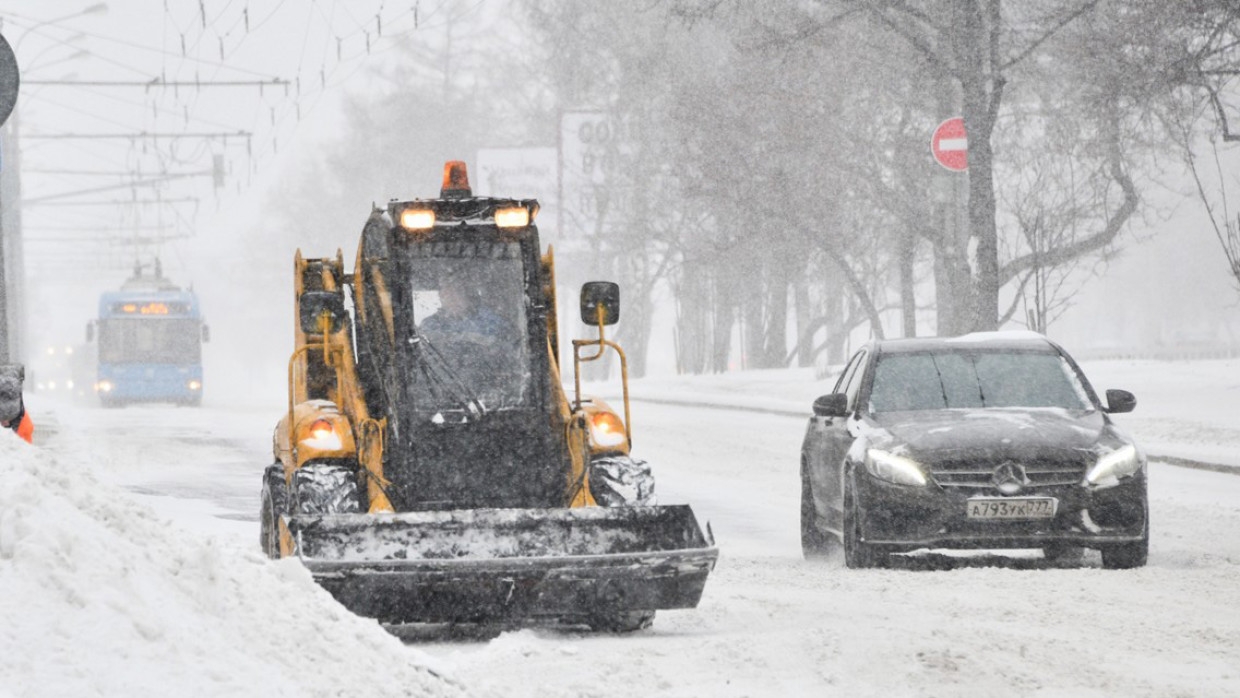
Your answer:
0;32;21;364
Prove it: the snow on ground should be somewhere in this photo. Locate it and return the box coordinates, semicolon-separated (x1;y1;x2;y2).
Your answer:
2;357;1239;697
0;427;477;698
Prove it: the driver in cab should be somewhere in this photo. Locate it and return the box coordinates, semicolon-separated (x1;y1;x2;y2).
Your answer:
420;277;510;343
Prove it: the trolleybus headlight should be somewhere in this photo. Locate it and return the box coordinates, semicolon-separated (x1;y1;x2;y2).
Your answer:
187;380;202;391
96;380;114;393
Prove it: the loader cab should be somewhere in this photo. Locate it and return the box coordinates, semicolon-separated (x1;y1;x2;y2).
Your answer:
357;163;563;510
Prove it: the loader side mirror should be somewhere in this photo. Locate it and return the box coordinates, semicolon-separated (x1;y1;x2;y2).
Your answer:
86;321;94;343
299;291;347;334
580;281;619;326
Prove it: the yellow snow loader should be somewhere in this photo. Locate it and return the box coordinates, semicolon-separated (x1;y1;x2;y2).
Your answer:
262;161;716;630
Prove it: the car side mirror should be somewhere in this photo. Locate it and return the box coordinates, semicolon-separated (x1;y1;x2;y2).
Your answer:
1104;389;1136;414
580;281;620;326
299;291;347;334
812;393;849;418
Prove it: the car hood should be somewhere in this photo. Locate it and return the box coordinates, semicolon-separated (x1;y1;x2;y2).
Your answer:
871;408;1115;461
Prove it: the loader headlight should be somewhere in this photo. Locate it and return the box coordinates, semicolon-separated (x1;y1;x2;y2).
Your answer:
589;412;627;449
302;418;343;451
864;448;927;486
1084;444;1141;487
400;208;435;230
494;206;530;228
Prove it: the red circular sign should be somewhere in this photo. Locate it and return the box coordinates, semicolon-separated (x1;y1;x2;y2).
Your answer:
931;117;968;172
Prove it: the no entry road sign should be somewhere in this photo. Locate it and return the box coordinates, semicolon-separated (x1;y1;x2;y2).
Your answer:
931;117;967;172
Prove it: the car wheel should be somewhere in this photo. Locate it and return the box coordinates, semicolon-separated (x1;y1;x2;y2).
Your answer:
260;465;287;559
1042;543;1085;565
843;474;885;569
1101;538;1148;569
800;464;834;560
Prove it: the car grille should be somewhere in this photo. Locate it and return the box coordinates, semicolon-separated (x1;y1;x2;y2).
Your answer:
930;457;1089;491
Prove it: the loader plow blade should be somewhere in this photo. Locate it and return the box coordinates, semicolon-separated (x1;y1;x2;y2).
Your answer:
286;505;718;624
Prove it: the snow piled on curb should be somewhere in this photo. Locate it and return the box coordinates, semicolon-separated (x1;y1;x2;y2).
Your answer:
0;431;476;698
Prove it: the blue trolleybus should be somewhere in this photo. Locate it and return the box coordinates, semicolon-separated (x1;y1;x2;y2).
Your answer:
88;264;209;406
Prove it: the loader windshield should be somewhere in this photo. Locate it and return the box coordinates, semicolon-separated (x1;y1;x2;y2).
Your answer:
406;241;531;411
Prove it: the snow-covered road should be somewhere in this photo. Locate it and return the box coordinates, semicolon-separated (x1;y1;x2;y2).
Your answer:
15;364;1240;697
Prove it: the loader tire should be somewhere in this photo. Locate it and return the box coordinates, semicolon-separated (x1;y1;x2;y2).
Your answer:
293;462;362;515
260;465;287;559
589;610;655;633
589;455;656;507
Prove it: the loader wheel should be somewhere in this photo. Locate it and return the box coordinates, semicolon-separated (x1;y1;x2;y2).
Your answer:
260;465;288;559
589;610;655;633
293;462;362;514
589;455;656;507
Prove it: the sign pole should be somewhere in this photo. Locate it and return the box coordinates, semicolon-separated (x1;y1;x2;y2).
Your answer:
0;33;20;363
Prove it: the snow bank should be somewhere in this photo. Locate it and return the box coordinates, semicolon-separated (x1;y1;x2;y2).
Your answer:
0;431;477;698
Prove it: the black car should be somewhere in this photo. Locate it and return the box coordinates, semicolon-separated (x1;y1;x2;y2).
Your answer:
800;332;1148;569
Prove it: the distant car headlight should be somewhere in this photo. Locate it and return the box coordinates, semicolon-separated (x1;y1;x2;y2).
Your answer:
864;448;927;486
1084;444;1142;487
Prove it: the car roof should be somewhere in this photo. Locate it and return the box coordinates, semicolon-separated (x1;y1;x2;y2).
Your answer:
872;331;1061;355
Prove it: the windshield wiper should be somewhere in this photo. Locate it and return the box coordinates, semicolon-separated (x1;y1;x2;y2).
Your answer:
406;328;488;419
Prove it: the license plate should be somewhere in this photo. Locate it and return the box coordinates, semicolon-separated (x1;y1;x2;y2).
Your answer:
966;497;1057;520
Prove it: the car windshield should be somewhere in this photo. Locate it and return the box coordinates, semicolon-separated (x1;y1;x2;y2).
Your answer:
867;350;1092;413
405;240;531;410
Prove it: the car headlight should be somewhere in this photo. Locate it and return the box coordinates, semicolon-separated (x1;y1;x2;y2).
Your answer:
864;448;927;486
1084;444;1141;487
